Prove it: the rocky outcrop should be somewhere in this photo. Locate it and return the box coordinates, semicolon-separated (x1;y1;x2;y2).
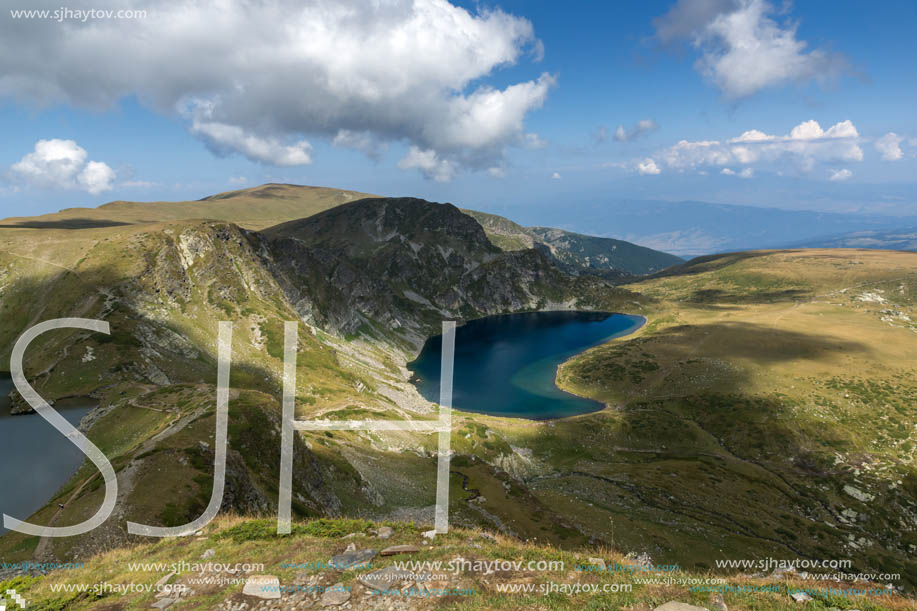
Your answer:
8;388;41;415
264;197;612;349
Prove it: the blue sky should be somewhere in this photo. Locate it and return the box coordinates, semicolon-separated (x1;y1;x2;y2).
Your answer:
1;0;915;220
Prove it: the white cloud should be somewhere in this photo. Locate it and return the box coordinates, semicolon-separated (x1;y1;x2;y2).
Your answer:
11;139;115;194
651;119;863;174
0;0;550;179
332;130;385;159
551;171;561;180
829;168;852;181
190;117;312;166
874;132;903;161
662;139;731;169
637;158;661;175
397;147;455;182
721;167;753;177
77;161;117;194
654;0;844;98
614;119;659;142
227;176;248;186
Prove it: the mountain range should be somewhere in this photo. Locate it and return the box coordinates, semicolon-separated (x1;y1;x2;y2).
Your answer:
0;184;914;606
495;199;917;257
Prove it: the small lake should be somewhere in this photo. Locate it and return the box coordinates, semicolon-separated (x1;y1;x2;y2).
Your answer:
0;373;93;535
408;311;643;419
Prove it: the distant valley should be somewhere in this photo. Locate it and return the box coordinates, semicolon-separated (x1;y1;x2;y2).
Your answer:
495;198;917;257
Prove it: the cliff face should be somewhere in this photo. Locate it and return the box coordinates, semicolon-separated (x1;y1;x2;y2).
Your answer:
263;198;604;348
2;197;623;419
0;196;626;561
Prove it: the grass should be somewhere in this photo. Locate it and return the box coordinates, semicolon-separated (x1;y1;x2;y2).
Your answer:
2;515;912;610
1;191;915;606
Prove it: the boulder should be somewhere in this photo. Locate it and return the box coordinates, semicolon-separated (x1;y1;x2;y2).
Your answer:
320;582;351;607
242;575;281;599
329;548;377;569
375;526;394;539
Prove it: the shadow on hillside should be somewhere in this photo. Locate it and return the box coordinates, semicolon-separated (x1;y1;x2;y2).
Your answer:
513;318;917;583
684;288;812;305
0;218;132;230
648;250;803;279
641;321;867;365
0;258;351;554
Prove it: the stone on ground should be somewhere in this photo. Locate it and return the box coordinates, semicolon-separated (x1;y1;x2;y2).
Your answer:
320;582;351;607
329;548;378;569
242;575;281;599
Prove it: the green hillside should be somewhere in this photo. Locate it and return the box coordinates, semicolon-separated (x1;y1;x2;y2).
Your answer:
3;515;913;610
0;184;376;231
0;188;914;609
462;209;683;277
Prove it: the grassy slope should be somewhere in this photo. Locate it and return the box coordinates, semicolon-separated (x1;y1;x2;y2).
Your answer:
1;188;915;605
538;249;916;586
0;217;394;563
3;515;913;610
0;184;376;232
460;209;535;252
0;195;642;567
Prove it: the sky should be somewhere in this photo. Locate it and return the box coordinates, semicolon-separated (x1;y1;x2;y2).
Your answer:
1;0;916;221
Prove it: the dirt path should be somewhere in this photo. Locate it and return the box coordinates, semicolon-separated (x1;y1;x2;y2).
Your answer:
32;472;100;562
30;388;235;562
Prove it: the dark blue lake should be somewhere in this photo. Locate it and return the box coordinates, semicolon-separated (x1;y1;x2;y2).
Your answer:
0;373;93;535
408;311;644;419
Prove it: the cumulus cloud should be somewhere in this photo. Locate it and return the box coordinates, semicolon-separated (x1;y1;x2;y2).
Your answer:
332;130;385;159
397;147;455;182
551;171;561;180
614;119;659;142
829;168;852;181
227;176;248;186
10;139;115;194
637;158;662;175
189;116;312;166
874;132;903;161
0;0;550;179
654;0;844;98
649;119;863;174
